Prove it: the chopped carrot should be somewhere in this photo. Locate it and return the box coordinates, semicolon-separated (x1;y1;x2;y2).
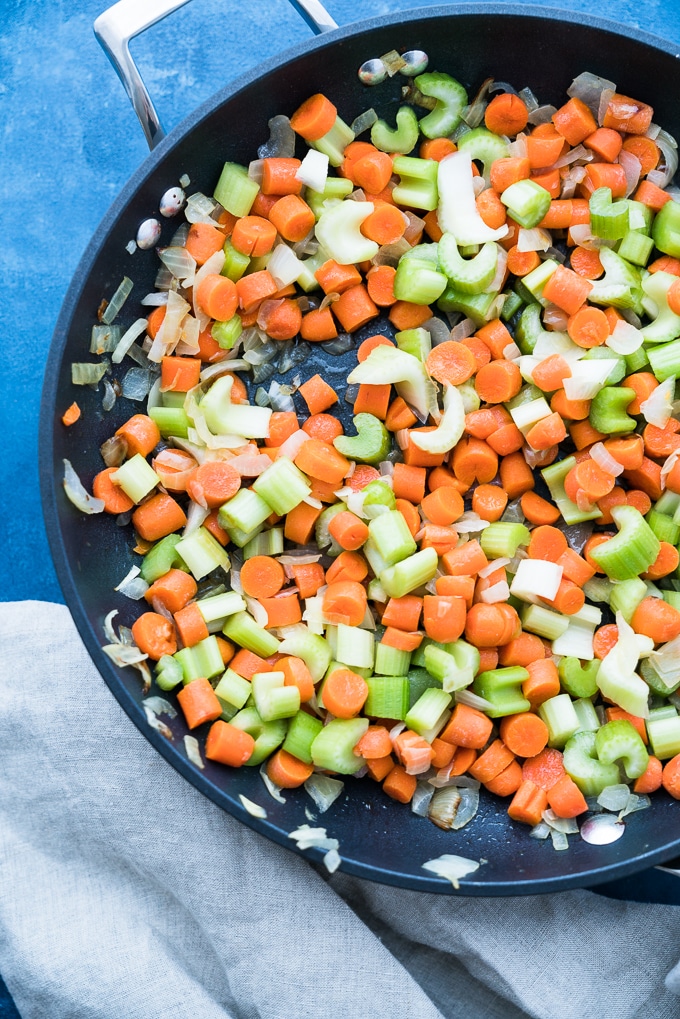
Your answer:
391;463;426;505
520;491;560;526
634;179;672;211
592;623;620;660
92;467;135;514
469;739;515;784
328;510;369;551
476;188;508;229
552;96;597;145
498;632;545;667
542;265;593;316
284;501;322;545
499;713;549;758
61;401;81;426
474;358;522;404
633;756;663;794
522;659;561;708
144;569;197;614
631;597;680;644
365;264;397;307
382;764;417;803
115;413;160;458
569;246;603;280
240;555;285;599
484;760;524;797
490;156;531;194
353;382;391;420
439;703;493;749
131;611;177;660
546;774;588;818
267;748;314;787
290;93;337;141
388;300;434;332
300;306;338;342
471;483;508;522
174;602;209;648
484;92;529;135
584;127;623;163
132;493;187;542
522;747;566;790
177;678;224;730
419;137;457;161
426;340;477;385
235;270;278;312
499;451;535;499
662;755;680;800
298;374;338;415
333;283;379;332
322;580;367;626
507;779;549;826
361;202;407;245
186;461;241;508
185;222;227;265
506;245;540;277
321;668;368;719
602;92;653;135
261;157;303;195
269;194;316;243
451;437;498;486
354;725;394;760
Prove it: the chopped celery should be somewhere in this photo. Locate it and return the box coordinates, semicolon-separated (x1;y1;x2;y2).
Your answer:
371;106;419;154
393;255;447;304
175;527;230;581
379;547;438;599
230;706;287;767
214;162;259;217
282;710;324;764
480;521;530;559
311;717;369;773
140;534;183;584
335;623;374;670
374;642;411;677
111;454;159;504
413;72;468;138
368;510;417;566
214;668;252;710
364;675;410;720
589;186;629;239
438;234;498;294
558;658;600;699
595;719;649;780
589;505;659;581
437;151;508;246
563;730;620;796
392;156;439;211
404;687;452;740
315;199;378;265
253;457;312;515
500;180;552;229
223;611;280;658
456;127;510;178
333;413;392;465
277;626;331;682
395;327;432;362
538;693;580;748
471;667;530;718
252;672;300;722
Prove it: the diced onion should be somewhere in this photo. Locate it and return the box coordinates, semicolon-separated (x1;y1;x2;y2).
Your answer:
552;144;593;169
661;449;680;491
640;375;676;428
480;580;510;603
421;854;480;889
568;71;617;117
114;566;149;599
618;148;642;197
260;763;287;803
605;319;643;355
63;459;105;514
304;774;344;812
598;88;615;126
527;104;556;126
351;108;378;137
590;442;624;477
258;115;295;159
288;824;339;851
323;849;341;874
184;735;204;769
239;794;267;819
648;128;679;189
517;227;552;252
295;149;329;193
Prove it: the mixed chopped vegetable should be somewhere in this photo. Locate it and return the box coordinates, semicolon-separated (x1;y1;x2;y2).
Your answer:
64;62;680;852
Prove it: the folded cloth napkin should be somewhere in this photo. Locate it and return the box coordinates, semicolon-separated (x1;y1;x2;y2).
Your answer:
2;601;680;1019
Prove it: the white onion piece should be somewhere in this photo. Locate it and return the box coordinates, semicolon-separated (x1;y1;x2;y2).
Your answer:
148;289;191;362
455;511;491;533
248;159;264;183
510;559;563;601
480;580;510;603
199;359;250;383
563;358;615;400
267;243;304;287
552;144;593;169
63;459;105;514
239;794;267;818
517;227;552;252
227;452;272;476
568;223;614;250
478;557;510;578
111;317;149;364
518;86;539;112
590;442;624;477
648;128;679;188
323;849;341;874
605;319;643;355
421;854;480;889
288;824;339;851
412;781;436;817
568;72;617;116
183;735;204;770
102;642;148;668
260;763;287;803
295;148;329;192
182;500;209;537
277;429;311;461
304;774;344;812
617;148;642;197
351;107;378;136
597;88;615;126
484;244;508;293
144;696;177;719
527;104;556;126
143;706;172;738
661;448;680;491
455;688;496;712
542;305;571;331
114;566;149;600
508;133;528;158
448;317;476;342
246;596;269;629
640;375;676;428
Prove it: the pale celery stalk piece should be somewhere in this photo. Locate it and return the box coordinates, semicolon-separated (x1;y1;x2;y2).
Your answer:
509;397;552;434
641;271;680;345
314;200;378;265
596;612;652;718
347;344;439;421
411;383;465;454
552;603;602;660
252;672;300;722
277;624;331;682
111;454;160;504
335;623;375;670
380;547;439;599
196;591;246;624
200;374;272;438
437;150;508;246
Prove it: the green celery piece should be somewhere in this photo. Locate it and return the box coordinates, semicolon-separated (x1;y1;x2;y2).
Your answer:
222;611;280;658
589;504;660;581
588;247;644;315
214;668;252;710
155;654;183;692
111;454;159;504
438;234;498;294
563;730;620;796
140;533;183;584
640;271;680;345
471;666;530;718
436;285;499;326
515;302;551;355
243;527;284;560
214;162;259;217
617;230;654;267
404;687;452;738
282;710;324;765
252;672;300;722
538;693;580;748
627;199;654;235
609;577;648;623
221;239;250;281
589;186;629;239
413;72;468;138
333;413;392;465
364;675;410;719
305;177;353;219
148;407;189;439
362;480;396;517
595;718;649;779
175;527;230;581
541;456;602;526
311;718;369;773
393;257;447;304
646;509;680;546
520;259;559;305
501;289;524;322
647;713;680;759
314;199;378;265
368;510;417;567
211;314;243;350
581;346;626;385
277;627;331;683
407;667;441;708
623;345;649;374
423;644;475;693
500;179;552;229
456;127;510;178
229;706;287;767
379;547;438;599
651;198;680;258
558;658;600;699
647;338;680;382
218;488;271;533
480;521;530;558
395;327;432;362
374;642;411;677
392;155;439;211
371;106;419;154
521;604;570;642
572;697;601;734
589;386;636;434
252;456;311;515
311;116;355;167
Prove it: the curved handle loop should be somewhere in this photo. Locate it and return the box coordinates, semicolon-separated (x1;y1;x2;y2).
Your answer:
94;0;338;150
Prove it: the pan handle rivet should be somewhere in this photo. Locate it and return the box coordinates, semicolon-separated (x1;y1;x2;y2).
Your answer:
399;50;429;76
358;58;387;86
136;218;162;249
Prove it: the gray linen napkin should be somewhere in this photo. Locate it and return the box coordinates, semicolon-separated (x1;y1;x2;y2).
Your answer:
2;601;680;1019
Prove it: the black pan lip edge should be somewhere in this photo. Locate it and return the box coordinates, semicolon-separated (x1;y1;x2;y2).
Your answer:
40;2;680;896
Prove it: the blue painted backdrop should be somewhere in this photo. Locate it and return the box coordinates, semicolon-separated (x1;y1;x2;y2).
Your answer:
2;0;678;604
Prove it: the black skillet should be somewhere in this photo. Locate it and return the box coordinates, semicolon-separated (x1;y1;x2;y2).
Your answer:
40;0;680;894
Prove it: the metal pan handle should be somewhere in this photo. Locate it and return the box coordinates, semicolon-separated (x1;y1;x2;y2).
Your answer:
94;0;338;150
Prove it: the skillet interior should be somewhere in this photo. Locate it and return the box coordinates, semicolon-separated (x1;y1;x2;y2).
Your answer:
41;4;680;894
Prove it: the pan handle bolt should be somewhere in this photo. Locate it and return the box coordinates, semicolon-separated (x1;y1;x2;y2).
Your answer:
399;50;429;76
136;218;162;249
159;187;186;217
358;58;388;86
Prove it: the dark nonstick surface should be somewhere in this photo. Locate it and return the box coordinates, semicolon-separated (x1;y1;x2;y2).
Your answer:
40;4;680;894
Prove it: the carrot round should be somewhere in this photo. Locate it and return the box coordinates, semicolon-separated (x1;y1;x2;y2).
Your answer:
476;188;507;229
61;401;81;426
474;359;522;404
361;203;407;245
290;93;337;141
522;659;561;708
366;265;397;307
174;602;209;648
195;273;239;321
322;668;369;719
144;568;197;614
546;773;588;818
185;222;227;265
521;747;565;791
464;603;510;647
631;597;680;644
302;413;343;442
426;340;477;385
131;611;177;660
420;485;464;525
177;677;223;730
520;491;560;526
633;755;663;794
132;493;187;542
322;580;367;626
240;555;285;599
266;748;314;787
500;713;549;758
186;461;241;508
567;306;609;348
261;157;303;195
269;194;316;243
662;755;680;800
382;764;416;803
471;483;508;522
357;334;395;362
569;246;603;280
325;550;368;585
300;306;338;341
115;414;160;458
205;720;255;766
92;467;135;514
484;92;529;135
327;510;369;551
498;632;545;667
280;656;315;702
592;623;620;660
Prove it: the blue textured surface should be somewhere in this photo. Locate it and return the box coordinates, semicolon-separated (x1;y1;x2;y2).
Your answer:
0;2;679;1013
2;0;678;605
